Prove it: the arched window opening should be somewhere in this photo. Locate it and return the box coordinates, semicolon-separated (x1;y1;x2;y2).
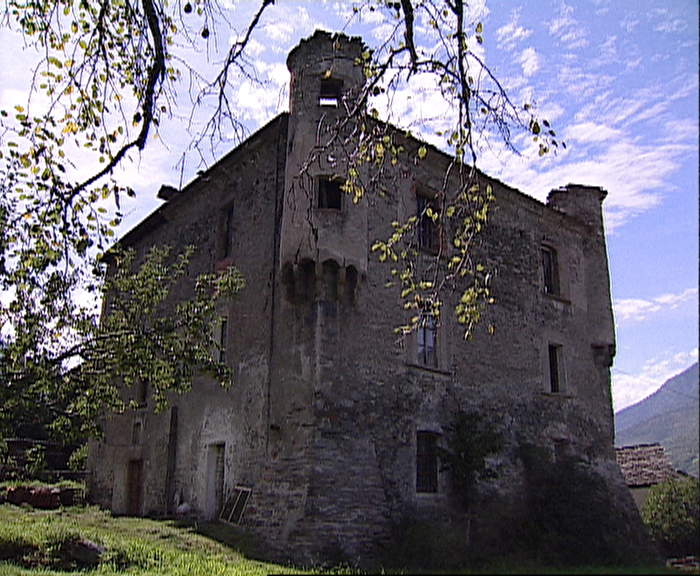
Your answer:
322;260;339;301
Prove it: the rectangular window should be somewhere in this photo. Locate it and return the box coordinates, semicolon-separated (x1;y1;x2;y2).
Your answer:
136;379;148;406
542;245;560;295
416;431;439;493
548;343;563;393
319;78;343;107
214;317;228;364
417;313;437;368
417;194;438;252
318;176;343;210
224;204;235;258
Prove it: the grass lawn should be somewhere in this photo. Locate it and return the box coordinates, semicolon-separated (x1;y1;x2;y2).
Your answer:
0;504;305;575
0;503;688;575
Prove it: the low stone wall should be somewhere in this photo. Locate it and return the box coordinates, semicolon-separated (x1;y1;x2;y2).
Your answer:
1;485;85;509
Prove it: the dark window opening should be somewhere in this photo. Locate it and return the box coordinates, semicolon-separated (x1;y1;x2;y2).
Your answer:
319;78;343;107
345;265;358;305
542;245;560;295
548;344;562;393
224;204;235;258
217;318;228;364
318;176;343;210
136;379;148;407
417;313;437;368
322;260;339;301
416;431;439;493
417;194;439;252
299;260;316;303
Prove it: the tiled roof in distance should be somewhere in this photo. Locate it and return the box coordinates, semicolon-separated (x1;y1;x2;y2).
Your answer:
616;443;680;487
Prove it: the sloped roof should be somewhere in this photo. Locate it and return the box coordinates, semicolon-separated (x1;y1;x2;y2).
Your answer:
616;443;679;487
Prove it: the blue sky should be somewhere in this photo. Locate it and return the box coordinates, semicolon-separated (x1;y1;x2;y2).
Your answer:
1;1;697;411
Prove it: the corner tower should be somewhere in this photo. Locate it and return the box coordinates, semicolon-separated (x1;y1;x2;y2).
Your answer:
279;31;369;302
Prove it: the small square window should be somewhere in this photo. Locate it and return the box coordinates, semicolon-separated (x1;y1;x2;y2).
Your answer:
542;245;560;295
318;176;343;210
319;78;343;107
416;431;439;493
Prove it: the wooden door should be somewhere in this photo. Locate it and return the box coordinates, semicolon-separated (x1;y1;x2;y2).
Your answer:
126;459;143;516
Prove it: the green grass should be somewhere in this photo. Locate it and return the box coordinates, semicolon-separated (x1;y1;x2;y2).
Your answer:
0;503;688;575
0;504;306;575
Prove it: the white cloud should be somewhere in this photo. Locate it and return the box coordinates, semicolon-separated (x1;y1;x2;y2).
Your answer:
648;8;688;33
241;37;265;57
548;2;589;50
559;29;589;50
596;35;618;65
565;121;622;143
614;288;699;323
613;347;699;411
625;57;642;71
557;66;615;100
496;9;532;52
479;119;688;231
548;3;575;35
620;12;640;33
519;47;540;77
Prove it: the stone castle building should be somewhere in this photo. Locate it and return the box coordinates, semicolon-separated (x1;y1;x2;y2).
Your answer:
88;31;655;568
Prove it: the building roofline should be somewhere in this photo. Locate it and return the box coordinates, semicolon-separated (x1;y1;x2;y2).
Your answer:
370;116;599;225
116;113;289;249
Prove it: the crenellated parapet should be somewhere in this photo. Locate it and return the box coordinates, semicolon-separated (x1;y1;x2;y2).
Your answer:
280;258;359;305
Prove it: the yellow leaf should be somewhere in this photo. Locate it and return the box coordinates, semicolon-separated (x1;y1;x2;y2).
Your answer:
62;121;79;134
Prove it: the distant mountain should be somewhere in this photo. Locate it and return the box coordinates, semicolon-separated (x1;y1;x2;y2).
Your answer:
615;363;699;478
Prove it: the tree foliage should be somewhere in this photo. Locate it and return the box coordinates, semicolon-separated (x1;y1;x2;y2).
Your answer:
642;476;700;558
0;0;560;445
0;244;243;444
436;410;503;550
437;410;503;511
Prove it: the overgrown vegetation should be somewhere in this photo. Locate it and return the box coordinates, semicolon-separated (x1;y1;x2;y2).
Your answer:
512;447;663;569
643;476;699;559
0;244;244;455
